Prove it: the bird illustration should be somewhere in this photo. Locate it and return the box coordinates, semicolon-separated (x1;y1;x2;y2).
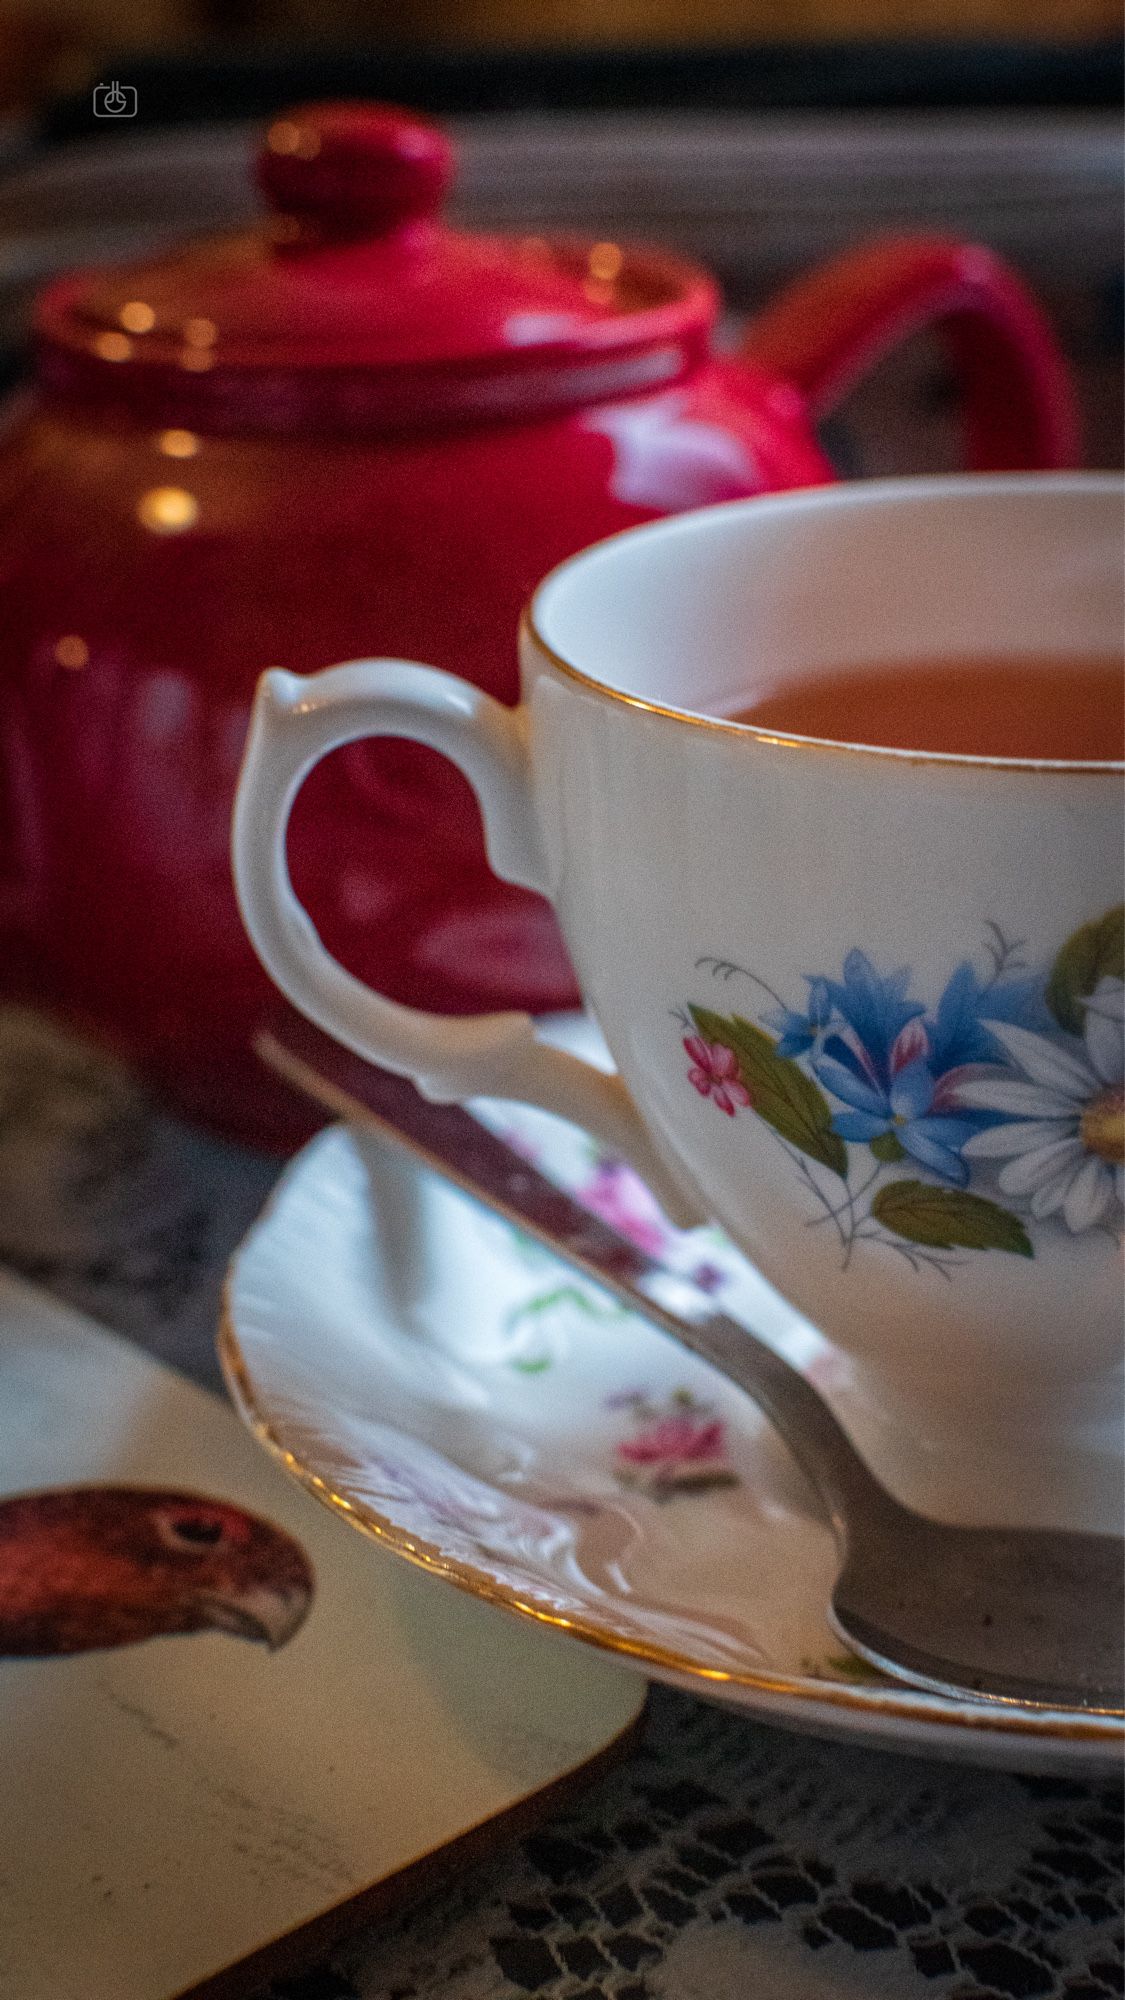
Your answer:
0;1486;314;1658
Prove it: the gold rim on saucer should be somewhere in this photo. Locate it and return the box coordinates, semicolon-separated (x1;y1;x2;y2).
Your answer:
219;1198;1122;1759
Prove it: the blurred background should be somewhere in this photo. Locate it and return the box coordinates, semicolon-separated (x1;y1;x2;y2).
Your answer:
0;0;1119;463
0;0;1120;87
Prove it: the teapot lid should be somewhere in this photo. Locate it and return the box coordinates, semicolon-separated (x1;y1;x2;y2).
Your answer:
35;102;718;435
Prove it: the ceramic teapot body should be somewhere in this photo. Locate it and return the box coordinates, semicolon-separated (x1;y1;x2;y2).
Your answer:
0;106;1075;1140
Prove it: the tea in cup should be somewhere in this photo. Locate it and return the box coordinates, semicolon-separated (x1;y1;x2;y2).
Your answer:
234;475;1124;1526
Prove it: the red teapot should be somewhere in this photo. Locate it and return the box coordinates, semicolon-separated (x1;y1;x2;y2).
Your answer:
0;102;1075;1141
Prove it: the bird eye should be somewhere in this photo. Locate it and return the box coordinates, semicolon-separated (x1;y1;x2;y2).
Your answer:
163;1515;224;1548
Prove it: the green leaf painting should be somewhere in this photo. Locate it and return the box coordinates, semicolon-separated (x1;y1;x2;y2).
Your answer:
871;1180;1033;1257
1046;904;1124;1034
690;1006;847;1176
683;913;1123;1277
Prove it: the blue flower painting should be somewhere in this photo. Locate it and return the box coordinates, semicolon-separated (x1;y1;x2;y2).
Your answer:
684;910;1124;1272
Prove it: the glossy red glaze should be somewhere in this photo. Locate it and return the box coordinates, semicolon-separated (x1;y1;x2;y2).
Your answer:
0;106;1078;1143
37;101;719;431
741;234;1078;470
254;101;456;233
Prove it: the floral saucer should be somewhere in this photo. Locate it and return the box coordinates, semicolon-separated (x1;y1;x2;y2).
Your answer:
222;1075;1122;1775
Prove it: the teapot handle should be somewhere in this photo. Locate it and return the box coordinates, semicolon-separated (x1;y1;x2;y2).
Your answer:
739;235;1078;470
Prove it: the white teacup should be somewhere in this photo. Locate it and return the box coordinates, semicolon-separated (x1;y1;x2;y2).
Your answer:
234;475;1124;1526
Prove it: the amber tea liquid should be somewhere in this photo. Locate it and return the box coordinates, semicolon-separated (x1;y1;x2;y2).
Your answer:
725;656;1124;761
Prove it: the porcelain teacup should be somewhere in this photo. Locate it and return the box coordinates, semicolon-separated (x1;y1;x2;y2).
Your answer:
233;474;1124;1528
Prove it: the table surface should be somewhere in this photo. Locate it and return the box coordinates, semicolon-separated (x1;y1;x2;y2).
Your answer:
0;1006;1121;2000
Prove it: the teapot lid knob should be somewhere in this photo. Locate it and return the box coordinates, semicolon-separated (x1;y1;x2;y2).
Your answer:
256;102;454;235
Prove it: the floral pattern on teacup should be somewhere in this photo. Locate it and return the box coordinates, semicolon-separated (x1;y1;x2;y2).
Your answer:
608;1388;739;1501
680;907;1124;1273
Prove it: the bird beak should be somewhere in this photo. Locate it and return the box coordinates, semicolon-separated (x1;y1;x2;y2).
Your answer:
197;1581;311;1651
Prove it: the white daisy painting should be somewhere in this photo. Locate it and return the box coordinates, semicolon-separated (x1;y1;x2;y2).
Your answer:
680;904;1124;1272
960;976;1124;1235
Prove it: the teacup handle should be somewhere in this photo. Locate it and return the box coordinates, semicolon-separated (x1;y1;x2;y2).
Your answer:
233;661;700;1224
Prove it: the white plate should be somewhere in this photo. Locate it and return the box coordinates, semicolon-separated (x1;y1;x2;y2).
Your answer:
222;1115;1123;1777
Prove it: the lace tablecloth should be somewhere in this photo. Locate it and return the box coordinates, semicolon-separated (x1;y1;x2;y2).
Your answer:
1;1009;1121;2000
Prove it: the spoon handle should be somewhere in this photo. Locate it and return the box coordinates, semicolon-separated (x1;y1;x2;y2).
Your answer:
258;1024;892;1536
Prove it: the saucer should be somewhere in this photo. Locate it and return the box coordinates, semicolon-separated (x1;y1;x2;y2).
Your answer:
221;1118;1123;1775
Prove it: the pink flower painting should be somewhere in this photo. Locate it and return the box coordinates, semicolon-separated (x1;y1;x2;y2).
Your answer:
610;1389;738;1501
683;1037;752;1117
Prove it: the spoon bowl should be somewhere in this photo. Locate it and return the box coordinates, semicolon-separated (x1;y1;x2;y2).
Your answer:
831;1508;1124;1710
